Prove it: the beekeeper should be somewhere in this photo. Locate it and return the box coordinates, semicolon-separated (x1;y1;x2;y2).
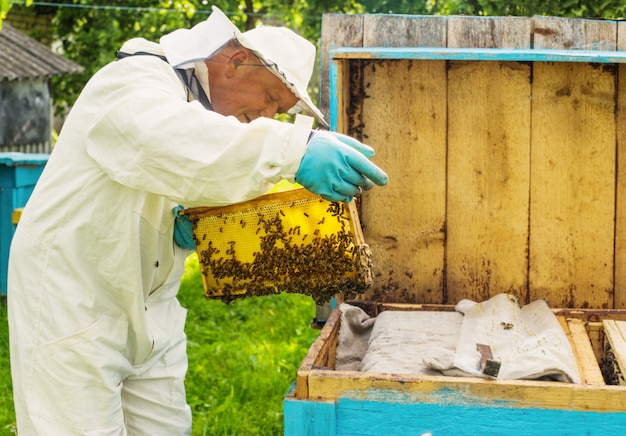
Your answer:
7;6;387;435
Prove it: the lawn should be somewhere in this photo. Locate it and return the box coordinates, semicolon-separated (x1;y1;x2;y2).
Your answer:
0;254;320;435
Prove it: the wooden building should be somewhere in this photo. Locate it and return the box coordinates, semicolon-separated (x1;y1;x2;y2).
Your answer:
0;23;82;153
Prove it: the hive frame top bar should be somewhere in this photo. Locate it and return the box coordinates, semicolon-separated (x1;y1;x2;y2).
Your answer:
330;47;626;63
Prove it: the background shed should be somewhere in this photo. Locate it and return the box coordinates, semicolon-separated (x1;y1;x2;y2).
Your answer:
0;23;82;153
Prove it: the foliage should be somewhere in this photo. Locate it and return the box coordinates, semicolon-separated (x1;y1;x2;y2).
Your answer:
50;0;201;113
26;0;620;113
0;298;15;434
0;254;319;434
47;0;364;115
436;0;626;17
0;1;30;27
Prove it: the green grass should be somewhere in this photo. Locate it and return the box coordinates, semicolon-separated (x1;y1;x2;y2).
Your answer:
0;254;320;435
0;299;13;435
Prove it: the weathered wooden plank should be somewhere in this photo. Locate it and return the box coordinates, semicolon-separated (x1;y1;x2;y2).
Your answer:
447;16;531;48
532;16;617;51
446;60;531;303
363;14;446;48
603;319;626;385
295;308;341;399
529;62;616;308
358;17;447;307
615;22;626;309
564;318;605;385
349;15;445;302
307;370;626;412
359;59;447;303
330;46;626;63
320;14;363;120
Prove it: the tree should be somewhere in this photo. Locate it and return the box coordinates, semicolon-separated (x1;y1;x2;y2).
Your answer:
43;0;626;114
0;0;33;28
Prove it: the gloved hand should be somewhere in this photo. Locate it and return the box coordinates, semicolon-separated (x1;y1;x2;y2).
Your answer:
172;205;196;250
295;131;388;203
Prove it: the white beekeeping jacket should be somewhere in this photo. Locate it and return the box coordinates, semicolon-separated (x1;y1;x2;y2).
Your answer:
8;35;313;366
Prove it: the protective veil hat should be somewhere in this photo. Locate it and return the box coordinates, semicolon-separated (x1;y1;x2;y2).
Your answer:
160;6;328;128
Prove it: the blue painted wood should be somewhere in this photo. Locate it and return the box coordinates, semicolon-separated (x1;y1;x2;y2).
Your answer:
335;396;626;435
328;60;340;132
284;394;336;436
284;392;626;436
328;46;626;131
0;153;48;295
330;47;626;64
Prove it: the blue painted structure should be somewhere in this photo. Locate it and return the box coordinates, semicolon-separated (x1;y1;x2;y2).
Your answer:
0;152;48;295
285;45;626;435
328;47;626;131
284;388;626;435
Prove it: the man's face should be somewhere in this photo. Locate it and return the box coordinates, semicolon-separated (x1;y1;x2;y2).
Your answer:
206;50;300;123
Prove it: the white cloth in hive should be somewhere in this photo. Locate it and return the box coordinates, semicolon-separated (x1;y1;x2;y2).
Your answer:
449;293;581;383
336;294;581;383
335;303;463;375
360;310;463;375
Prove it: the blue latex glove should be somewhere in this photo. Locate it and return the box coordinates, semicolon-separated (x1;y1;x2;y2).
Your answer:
295;131;388;203
172;205;196;250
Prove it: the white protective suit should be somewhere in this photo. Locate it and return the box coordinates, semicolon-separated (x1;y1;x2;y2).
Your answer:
7;10;314;435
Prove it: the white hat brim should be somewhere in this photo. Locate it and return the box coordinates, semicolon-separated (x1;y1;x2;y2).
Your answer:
161;6;327;128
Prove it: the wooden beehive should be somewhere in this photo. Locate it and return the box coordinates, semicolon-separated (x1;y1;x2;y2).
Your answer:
285;14;626;435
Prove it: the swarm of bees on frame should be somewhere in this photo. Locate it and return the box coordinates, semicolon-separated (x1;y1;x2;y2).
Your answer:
190;200;373;304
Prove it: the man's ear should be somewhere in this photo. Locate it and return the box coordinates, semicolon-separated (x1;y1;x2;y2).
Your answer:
224;49;249;77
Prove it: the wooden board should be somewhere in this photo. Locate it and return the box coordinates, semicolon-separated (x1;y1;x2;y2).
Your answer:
360;59;447;303
320;14;364;121
296;308;342;399
447;16;531;49
528;62;616;308
615;22;626;309
305;370;626;412
363;14;445;48
446;60;531;303
321;13;626;309
532;16;617;51
563;318;606;385
603;319;626;385
285;390;626;435
358;17;446;306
